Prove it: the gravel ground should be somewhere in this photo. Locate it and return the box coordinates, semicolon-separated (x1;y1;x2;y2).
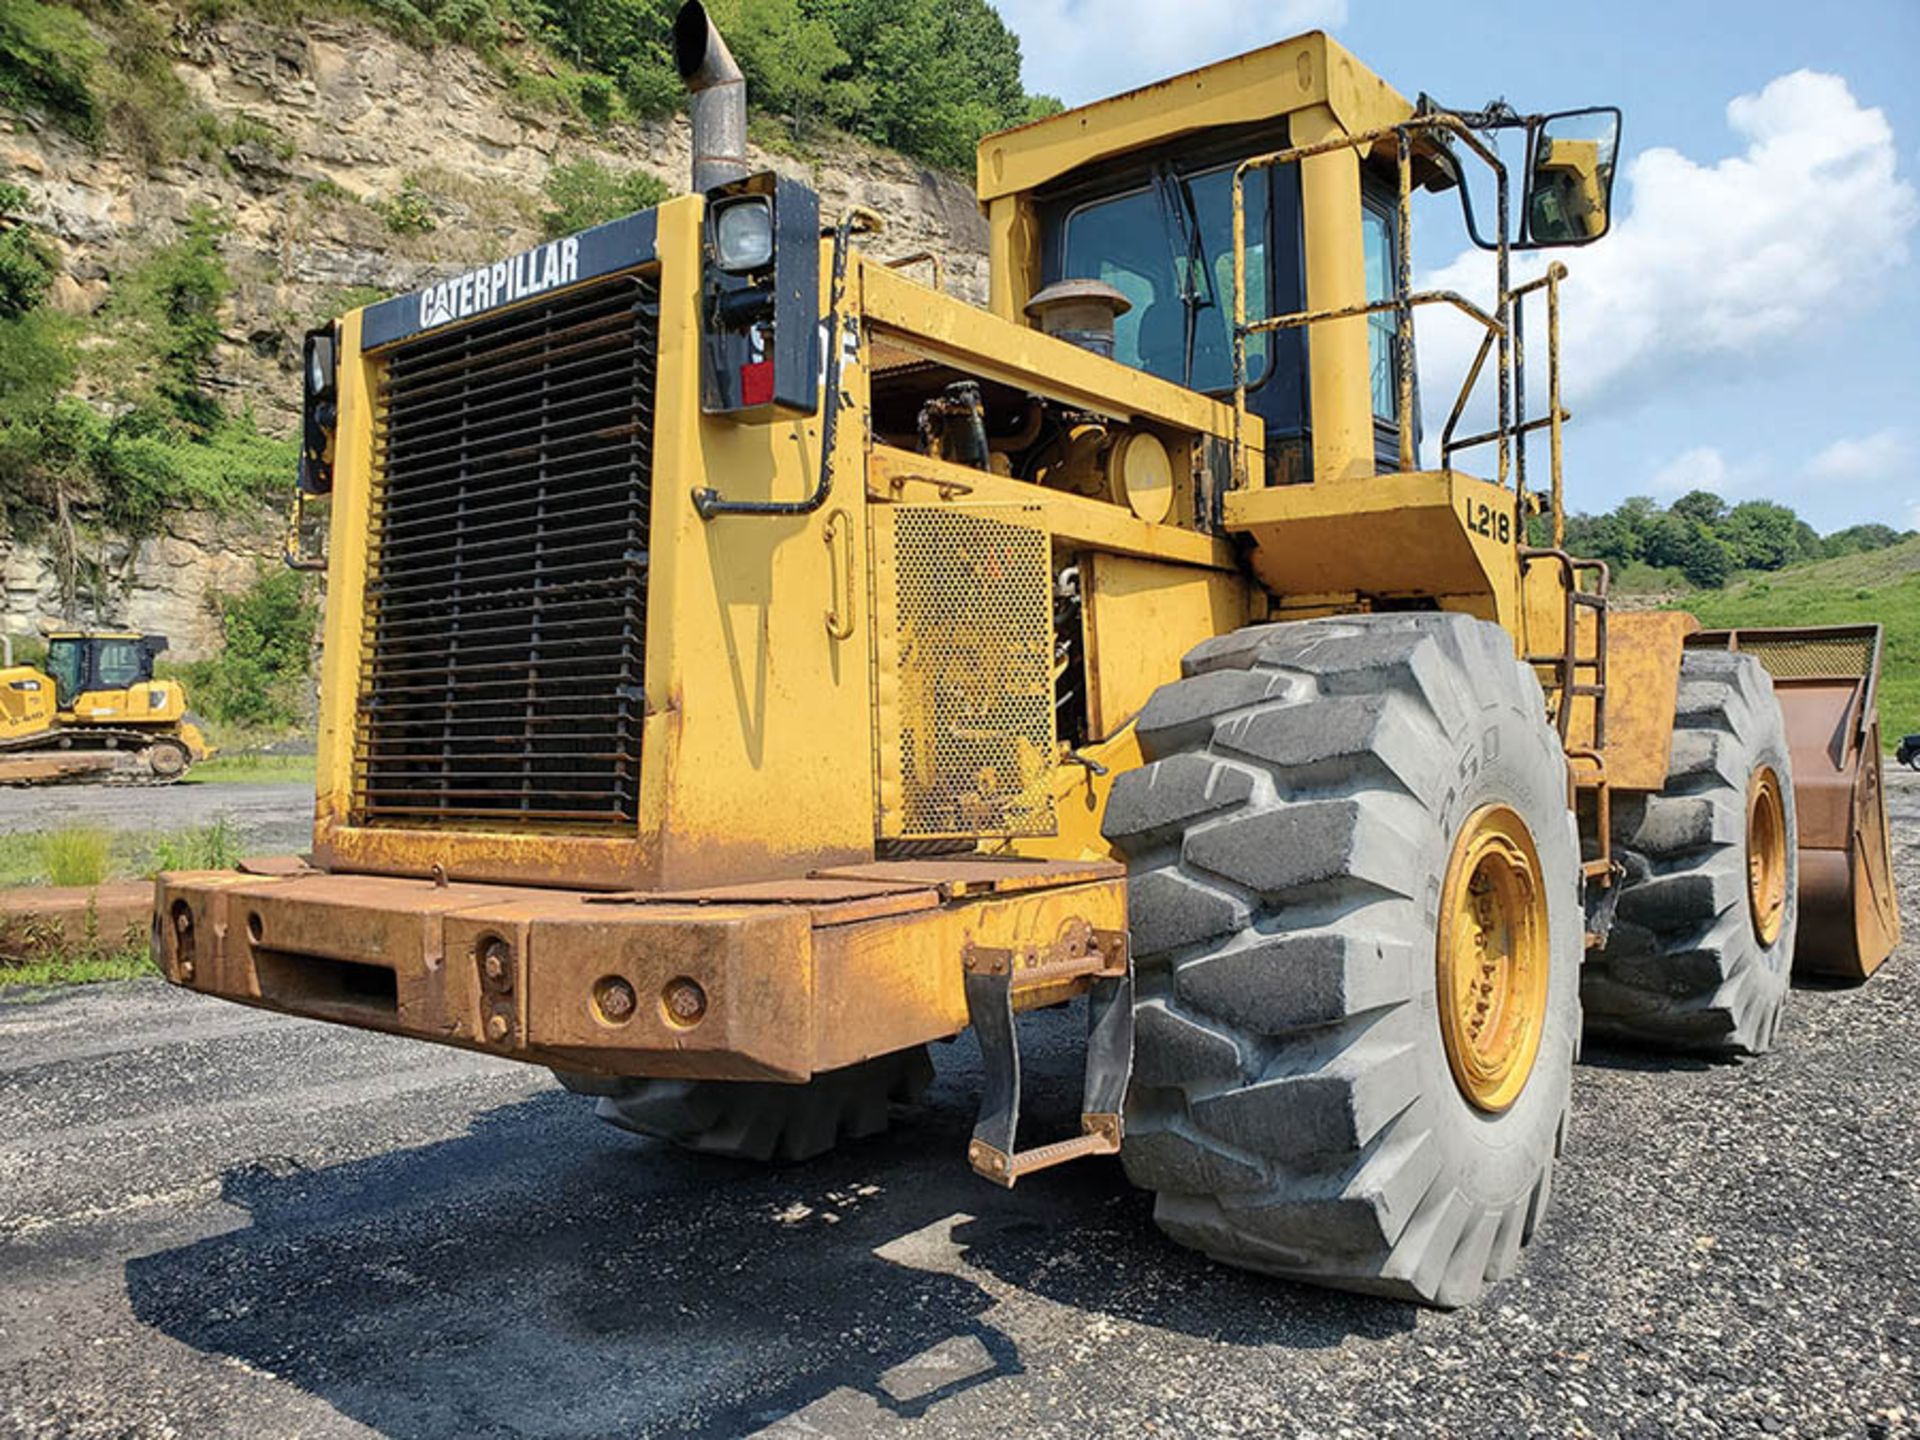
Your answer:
0;782;313;858
1;777;1916;1439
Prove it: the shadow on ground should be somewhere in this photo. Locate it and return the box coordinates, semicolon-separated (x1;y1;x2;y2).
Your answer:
125;1014;1412;1438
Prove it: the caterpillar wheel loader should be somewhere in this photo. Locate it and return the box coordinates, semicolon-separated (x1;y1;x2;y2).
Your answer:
153;3;1900;1306
1;631;211;784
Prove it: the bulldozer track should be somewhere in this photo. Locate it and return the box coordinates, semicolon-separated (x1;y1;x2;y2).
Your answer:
0;730;192;788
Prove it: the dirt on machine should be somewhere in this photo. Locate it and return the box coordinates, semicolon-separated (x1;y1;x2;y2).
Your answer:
1;632;212;785
150;1;1899;1310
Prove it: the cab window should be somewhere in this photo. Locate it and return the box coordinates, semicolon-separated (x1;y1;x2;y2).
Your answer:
94;640;148;690
1362;203;1397;423
44;640;83;708
1061;165;1270;394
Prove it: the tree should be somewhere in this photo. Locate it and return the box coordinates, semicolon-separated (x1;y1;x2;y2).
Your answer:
1721;500;1813;571
1669;489;1727;530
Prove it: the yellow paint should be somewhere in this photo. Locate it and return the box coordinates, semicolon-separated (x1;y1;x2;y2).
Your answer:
869;447;1236;571
1081;553;1252;739
1570;609;1695;794
1294;103;1378;485
1225;470;1522;623
0;664;55;741
1437;804;1550;1113
1747;767;1789;947
976;33;1407;206
864;262;1251;444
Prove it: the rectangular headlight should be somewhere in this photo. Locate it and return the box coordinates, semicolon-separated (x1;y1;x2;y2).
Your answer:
713;196;774;273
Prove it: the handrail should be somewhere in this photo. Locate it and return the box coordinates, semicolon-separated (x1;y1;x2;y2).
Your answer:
1230;113;1513;491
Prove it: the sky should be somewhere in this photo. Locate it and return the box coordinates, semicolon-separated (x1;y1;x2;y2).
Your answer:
991;0;1920;535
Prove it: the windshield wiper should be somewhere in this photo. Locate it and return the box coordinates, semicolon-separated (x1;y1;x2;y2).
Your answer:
1151;165;1215;386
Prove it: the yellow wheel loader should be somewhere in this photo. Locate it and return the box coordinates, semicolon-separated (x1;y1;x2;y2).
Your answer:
1;632;211;784
153;3;1900;1307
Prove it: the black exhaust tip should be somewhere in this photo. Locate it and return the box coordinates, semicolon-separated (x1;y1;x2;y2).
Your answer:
673;2;714;83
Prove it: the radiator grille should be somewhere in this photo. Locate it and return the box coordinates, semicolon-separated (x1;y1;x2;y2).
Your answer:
353;271;659;828
873;505;1056;839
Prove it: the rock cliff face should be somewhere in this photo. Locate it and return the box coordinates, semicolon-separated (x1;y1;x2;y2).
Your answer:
0;6;988;656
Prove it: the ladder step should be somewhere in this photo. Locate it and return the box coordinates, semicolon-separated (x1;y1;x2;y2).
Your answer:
962;932;1134;1189
969;1116;1121;1187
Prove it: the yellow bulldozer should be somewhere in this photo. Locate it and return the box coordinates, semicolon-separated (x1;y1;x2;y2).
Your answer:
153;5;1900;1307
1;631;210;783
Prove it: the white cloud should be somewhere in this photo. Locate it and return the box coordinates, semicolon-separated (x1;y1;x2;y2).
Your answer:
996;0;1346;107
1650;445;1736;495
1420;71;1917;421
1806;428;1911;483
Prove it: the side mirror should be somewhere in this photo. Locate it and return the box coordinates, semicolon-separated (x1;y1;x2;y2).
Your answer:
1523;107;1621;247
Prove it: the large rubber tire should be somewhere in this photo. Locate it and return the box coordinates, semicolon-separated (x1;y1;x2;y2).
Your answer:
1584;650;1797;1056
1103;614;1582;1308
556;1047;934;1163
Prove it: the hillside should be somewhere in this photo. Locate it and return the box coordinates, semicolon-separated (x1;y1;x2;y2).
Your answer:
1674;537;1920;744
0;1;990;657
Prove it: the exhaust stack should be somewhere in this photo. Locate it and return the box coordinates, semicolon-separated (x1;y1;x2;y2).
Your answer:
675;2;748;194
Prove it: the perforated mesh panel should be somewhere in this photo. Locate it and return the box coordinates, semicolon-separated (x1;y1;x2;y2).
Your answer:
1733;634;1875;681
874;505;1056;839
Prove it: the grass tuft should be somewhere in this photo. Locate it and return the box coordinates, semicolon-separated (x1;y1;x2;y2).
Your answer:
40;825;111;888
148;816;241;873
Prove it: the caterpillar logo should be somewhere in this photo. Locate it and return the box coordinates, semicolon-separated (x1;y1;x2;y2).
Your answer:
417;236;582;332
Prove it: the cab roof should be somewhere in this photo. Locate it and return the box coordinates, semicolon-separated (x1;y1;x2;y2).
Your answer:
976;31;1414;204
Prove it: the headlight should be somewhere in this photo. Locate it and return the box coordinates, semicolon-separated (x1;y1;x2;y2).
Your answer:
714;197;774;273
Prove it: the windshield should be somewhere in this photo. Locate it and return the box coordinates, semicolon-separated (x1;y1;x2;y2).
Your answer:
44;639;83;708
1061;164;1270;394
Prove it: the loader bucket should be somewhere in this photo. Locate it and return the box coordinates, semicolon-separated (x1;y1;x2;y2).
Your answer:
1691;626;1900;981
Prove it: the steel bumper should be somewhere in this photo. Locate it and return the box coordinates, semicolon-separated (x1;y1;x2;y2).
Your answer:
152;859;1126;1082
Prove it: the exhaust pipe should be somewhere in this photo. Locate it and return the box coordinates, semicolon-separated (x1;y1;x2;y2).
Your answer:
674;2;748;194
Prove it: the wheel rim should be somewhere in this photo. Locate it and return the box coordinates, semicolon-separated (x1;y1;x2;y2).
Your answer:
1746;767;1788;948
1437;805;1550;1114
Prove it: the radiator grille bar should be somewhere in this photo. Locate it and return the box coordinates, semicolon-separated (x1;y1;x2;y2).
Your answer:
352;271;659;829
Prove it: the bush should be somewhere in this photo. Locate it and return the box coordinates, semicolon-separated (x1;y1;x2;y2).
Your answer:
103;204;231;431
0;0;104;137
539;158;673;238
171;568;318;728
374;179;438;235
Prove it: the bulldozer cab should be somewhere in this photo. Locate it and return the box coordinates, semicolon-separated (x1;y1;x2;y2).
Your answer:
44;632;166;711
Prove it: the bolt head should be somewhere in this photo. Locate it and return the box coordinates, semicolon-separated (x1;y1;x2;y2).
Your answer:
486;1013;510;1042
662;976;707;1027
179;960;196;983
593;976;638;1024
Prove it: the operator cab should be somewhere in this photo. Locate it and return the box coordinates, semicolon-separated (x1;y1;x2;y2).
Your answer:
1032;120;1416;481
43;632;167;709
978;33;1620;492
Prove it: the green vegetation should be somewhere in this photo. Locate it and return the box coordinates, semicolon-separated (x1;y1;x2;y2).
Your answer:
150;814;241;871
373;178;439;234
1674;538;1920;742
0;817;251;886
5;0;1055;173
187;750;316;784
1567;492;1913;593
39;825;111;887
165;567;318;728
0;943;155;991
0;0;104;137
0;200;296;560
540;158;673;239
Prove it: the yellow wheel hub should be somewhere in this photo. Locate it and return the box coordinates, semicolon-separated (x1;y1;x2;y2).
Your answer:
1747;767;1788;948
1437;805;1551;1114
